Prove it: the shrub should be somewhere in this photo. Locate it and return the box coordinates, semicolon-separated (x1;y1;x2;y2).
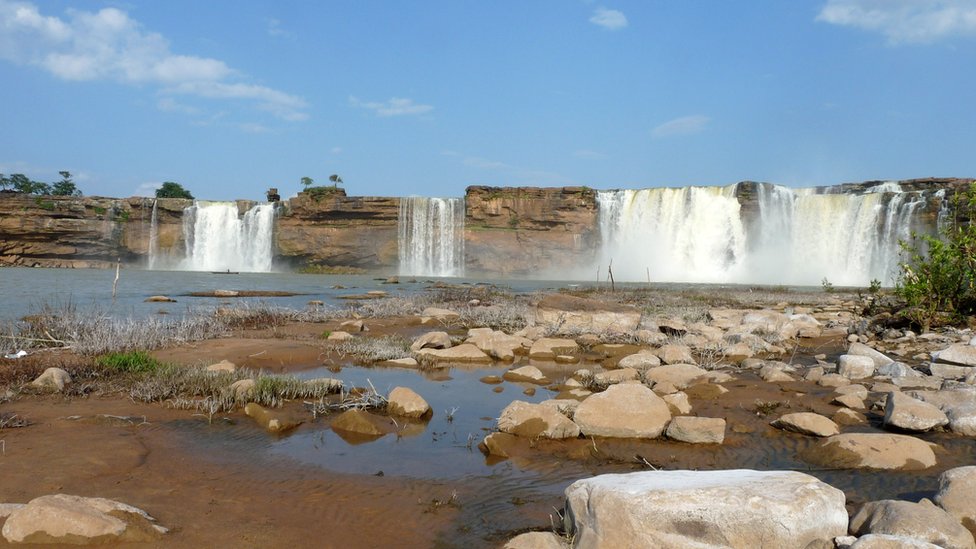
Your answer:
896;182;976;330
96;351;162;373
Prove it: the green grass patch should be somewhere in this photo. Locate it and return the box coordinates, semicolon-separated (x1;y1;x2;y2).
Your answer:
96;351;162;374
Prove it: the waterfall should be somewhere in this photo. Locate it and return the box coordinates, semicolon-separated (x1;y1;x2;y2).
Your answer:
398;197;465;277
147;199;159;269
598;182;930;286
597;185;748;283
180;201;276;272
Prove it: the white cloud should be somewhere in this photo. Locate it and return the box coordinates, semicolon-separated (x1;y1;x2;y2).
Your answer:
133;181;160;197
266;18;293;39
817;0;976;43
590;7;628;30
238;122;271;134
329;147;343;155
156;97;199;115
349;96;434;117
0;0;307;120
651;115;710;138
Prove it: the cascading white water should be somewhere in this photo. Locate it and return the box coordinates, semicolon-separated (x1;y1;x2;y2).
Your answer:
598;182;928;286
180;201;276;272
597;185;748;283
147;199;159;269
398;197;465;277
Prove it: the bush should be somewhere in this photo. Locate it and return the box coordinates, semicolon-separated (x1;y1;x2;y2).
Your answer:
96;351;162;373
896;182;976;330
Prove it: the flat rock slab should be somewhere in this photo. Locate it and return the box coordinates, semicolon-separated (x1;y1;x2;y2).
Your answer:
573;383;671;439
935;344;976;367
1;494;166;544
535;294;641;334
564;469;847;549
771;412;839;437
665;416;726;444
415;344;491;364
801;433;938;470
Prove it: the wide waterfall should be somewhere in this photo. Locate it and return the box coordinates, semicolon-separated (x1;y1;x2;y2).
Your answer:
180;201;276;272
398;197;465;277
597;182;928;286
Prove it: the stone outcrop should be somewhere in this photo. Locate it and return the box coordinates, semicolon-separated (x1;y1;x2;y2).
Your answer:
849;499;976;549
563;469;848;549
1;494;167;544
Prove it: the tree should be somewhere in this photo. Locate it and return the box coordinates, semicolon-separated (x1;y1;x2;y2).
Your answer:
0;173;9;191
155;181;194;199
329;174;343;188
896;181;976;330
51;171;82;196
9;173;49;195
300;176;314;189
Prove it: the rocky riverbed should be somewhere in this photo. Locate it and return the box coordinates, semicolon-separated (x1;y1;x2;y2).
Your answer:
1;284;974;547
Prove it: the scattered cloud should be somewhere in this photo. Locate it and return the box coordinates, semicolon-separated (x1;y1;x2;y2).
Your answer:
0;0;307;120
590;7;628;30
651;114;710;138
816;0;976;43
329;147;343;155
349;96;433;117
133;181;160;197
156;97;199;115
266;18;294;39
574;149;608;160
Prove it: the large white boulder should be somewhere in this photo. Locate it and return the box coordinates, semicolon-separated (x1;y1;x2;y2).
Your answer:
30;368;72;391
573;383;671;439
839;355;877;379
883;392;949;432
935;466;976;539
1;494;166;544
935;344;976;367
848;342;895;368
564;469;847;549
849;499;975;549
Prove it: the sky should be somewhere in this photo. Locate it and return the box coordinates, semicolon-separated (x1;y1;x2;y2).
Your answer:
1;0;975;200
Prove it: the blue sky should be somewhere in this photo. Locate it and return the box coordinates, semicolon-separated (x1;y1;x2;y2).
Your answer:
1;0;975;200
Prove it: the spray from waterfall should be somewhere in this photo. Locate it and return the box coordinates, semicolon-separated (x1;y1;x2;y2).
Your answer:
398;197;465;277
180;201;276;272
597;182;931;286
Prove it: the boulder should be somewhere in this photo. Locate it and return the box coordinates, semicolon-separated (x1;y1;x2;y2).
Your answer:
849;342;895;368
849;499;975;549
244;403;302;433
883;392;949;432
419;307;460;321
410;331;452;352
839;355;877;379
387;387;432;419
206;359;236;373
466;330;532;361
497;401;580;439
330;409;387;437
643;363;707;390
947;404;976;436
503;366;550;385
616;350;662;370
573;384;671;439
30;367;72;391
771;412;840;437
832;393;866;409
935;466;976;538
144;295;176;303
592;368;639;386
535;294;641;334
503;531;567;549
759;364;795;382
802;433;937;470
740;310;799;341
326;331;354;341
662;392;692;415
228;379;255;399
935;344;976;368
877;361;918;378
656;344;695;365
414;344;491;364
563;470;847;549
481;432;521;458
528;338;579;360
384;357;419;367
849;534;944;548
1;494;166;544
339;319;366;332
790;313;823;338
665;416;725;444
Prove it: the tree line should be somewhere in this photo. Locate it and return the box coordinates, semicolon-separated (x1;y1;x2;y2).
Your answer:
0;171;81;196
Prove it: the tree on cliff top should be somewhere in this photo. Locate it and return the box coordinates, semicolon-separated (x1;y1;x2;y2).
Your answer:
301;176;314;189
51;171;82;196
156;181;194;199
8;173;50;195
329;174;343;188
